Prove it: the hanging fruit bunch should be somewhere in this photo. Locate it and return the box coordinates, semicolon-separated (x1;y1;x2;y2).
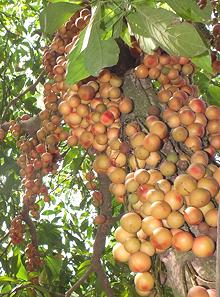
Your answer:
111;51;218;296
8;7;92;273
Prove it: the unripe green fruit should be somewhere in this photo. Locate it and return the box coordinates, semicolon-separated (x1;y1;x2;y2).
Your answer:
167;152;178;163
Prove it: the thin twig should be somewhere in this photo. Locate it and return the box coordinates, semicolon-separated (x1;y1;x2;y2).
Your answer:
65;267;93;297
0;241;11;258
1;70;45;122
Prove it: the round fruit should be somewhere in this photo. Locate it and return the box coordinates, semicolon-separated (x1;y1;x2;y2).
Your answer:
172;231;194;252
150;227;173;250
184;207;203;225
124;238;141;253
120;213;142;233
167;211;184;229
198;177;219;197
142;216;162;236
112;243;130;262
207;289;217;297
189;188;211;208
164;190;183;210
109;167;126;184
149;121;168;139
146;189;164;203
159;160;176;177
140;241;155;256
128;251;151;272
114;226;135;243
143;133;161;152
187;163;206;180
187;286;209;297
174;174;197;196
150;201;172;219
172;126;188;142
192;235;215;258
134;169;150;184
134;272;154;292
205;208;218;227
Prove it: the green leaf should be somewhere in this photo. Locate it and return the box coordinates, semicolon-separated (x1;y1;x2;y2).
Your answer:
66;29;90;85
120;25;132;47
208;85;220;106
66;50;90;85
70;157;84;174
165;0;212;23
49;0;81;2
85;36;119;76
63;148;78;167
32;285;51;297
40;2;81;35
192;53;212;75
66;5;120;84
45;256;62;279
83;6;120;76
38;222;63;249
113;18;123;38
127;6;207;57
0;276;19;283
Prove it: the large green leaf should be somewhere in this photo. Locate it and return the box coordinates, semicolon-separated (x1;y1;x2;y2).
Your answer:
165;0;212;23
83;5;119;75
66;50;90;85
85;36;119;76
45;256;62;279
66;5;119;84
127;6;207;57
40;2;81;35
66;28;91;85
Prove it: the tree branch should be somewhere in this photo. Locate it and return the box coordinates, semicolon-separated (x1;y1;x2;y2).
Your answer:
21;204;38;247
65;174;116;297
91;174;115;297
2;115;41;137
95;260;115;297
1;69;45;121
65;267;93;297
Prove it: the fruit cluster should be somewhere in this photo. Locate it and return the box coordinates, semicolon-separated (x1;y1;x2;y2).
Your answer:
43;8;91;77
8;8;92;273
25;243;43;272
9;215;24;245
110;51;219;296
41;13;219;293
